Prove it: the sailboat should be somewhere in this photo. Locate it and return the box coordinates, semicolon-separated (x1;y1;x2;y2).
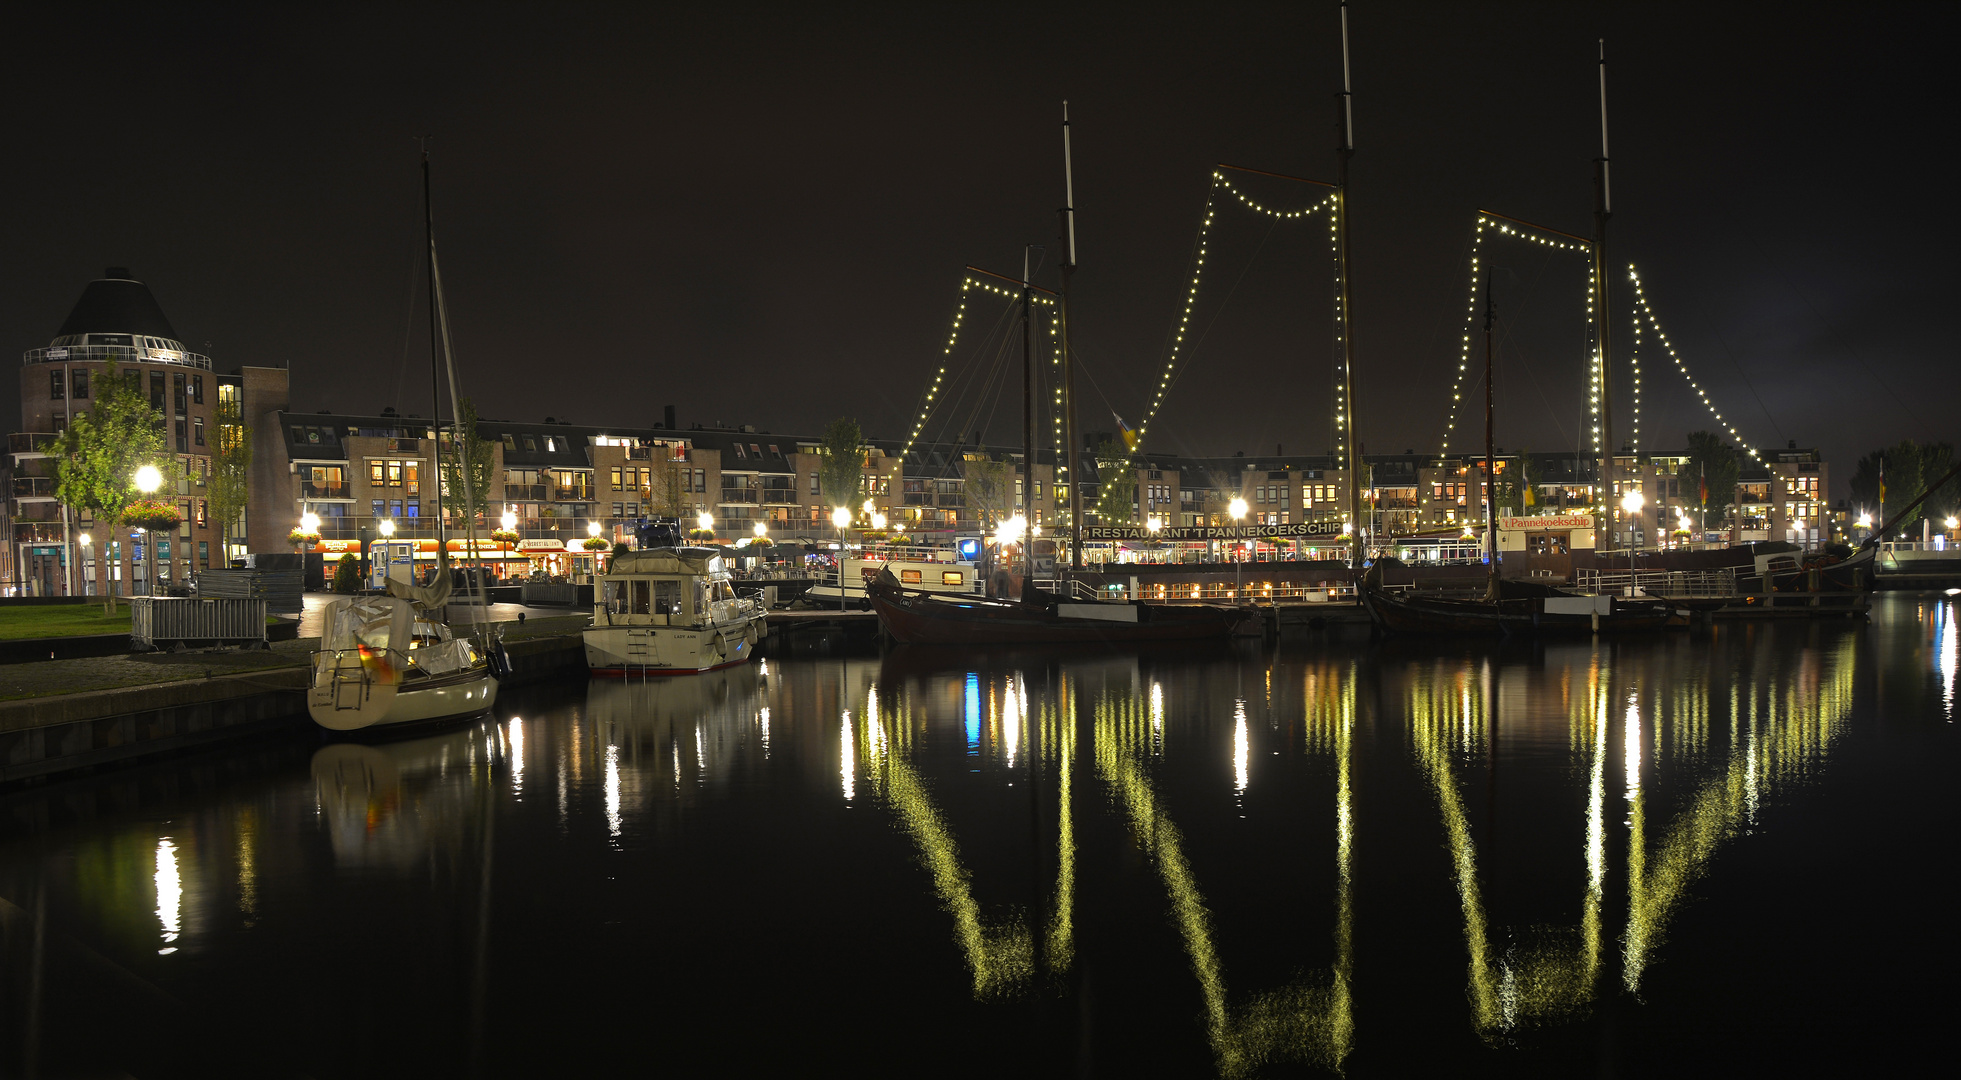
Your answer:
308;151;502;731
866;104;1250;646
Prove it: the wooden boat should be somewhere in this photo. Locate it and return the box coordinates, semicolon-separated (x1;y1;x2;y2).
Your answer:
584;547;768;676
868;567;1250;645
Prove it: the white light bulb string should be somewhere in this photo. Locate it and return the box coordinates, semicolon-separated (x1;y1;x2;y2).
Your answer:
1627;264;1762;463
899;276;1055;465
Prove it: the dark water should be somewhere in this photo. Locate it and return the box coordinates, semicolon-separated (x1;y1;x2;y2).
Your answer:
2;595;1955;1078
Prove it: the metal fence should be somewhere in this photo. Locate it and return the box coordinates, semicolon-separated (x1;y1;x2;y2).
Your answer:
131;597;267;650
1574;567;1737;598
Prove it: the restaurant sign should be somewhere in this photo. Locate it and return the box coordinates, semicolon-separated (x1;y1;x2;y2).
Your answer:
1498;515;1592;531
1083;520;1349;543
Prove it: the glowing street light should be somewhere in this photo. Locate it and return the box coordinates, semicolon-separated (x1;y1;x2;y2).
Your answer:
501;507;518;532
1228;497;1248;599
870;511;887;531
753;521;768;538
696;510;714;533
1858;512;1873;529
378;518;395;537
1621;488;1646;590
830;506;852;611
300;511;320;534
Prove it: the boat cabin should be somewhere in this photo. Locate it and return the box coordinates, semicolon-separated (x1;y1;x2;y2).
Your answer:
1496;515;1597;580
595;547;740;628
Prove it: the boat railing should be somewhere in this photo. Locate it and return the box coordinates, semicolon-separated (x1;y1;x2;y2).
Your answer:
1574;567;1738;598
1054;578;1360;604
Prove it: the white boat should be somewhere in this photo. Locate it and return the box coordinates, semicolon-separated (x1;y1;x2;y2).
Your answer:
801;547;981;609
585;547;769;676
308;593;500;731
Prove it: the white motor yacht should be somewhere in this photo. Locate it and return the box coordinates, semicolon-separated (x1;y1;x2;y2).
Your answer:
585;547;768;676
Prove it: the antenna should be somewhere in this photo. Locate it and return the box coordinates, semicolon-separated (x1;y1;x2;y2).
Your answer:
1339;1;1354;149
1597;39;1610;213
1061;102;1077;266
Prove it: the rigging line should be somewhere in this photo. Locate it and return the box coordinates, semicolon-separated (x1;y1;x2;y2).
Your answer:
1720;216;1932;437
1160;213;1284;405
915;291;1019;452
391;197;424;413
923;304;1020;473
1666;273;1786;442
1494;319;1573;448
955;324;1020;451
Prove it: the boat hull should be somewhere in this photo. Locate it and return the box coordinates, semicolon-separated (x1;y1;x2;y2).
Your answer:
308;662;499;732
583;619;763;675
1361;587;1672;636
868;572;1247;645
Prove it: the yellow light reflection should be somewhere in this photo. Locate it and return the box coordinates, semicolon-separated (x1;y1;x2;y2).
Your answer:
155;837;182;955
1233;699;1249;795
1095;673;1352;1077
1941;603;1957;717
840;709;856;802
509;717;524;797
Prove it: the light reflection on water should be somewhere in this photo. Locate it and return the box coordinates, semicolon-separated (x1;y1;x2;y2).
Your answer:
3;598;1955;1076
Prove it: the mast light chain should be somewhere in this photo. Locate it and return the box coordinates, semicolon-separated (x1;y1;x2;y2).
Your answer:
1627;265;1762;462
1440;216;1589;455
1132;171;1335;454
899;276;1055;464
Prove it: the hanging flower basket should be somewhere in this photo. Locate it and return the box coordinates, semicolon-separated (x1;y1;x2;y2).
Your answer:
288;528;322;549
490;529;521;545
687;528;718;542
582;537;610;551
746;536;775;548
122;500;182;533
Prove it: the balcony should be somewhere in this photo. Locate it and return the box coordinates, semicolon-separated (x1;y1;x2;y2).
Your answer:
937;494;966;508
9;432;57;457
718;489;760;505
23;344;213;369
12;476;57;500
301;482;352;500
903;493;931;506
553;486;593;502
387;438;423;454
506;484;548;501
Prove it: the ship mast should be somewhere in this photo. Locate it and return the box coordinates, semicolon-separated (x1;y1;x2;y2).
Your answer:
1336;1;1362;566
1593;40;1616;553
1059;102;1084;572
1483;277;1499;599
422;145;445;548
1021;244;1036;592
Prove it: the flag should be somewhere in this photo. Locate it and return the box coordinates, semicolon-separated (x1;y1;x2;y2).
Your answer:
1523;481;1536;507
1878;456;1887;508
1111;411;1138;450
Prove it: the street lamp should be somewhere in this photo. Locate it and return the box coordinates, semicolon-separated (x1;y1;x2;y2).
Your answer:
135;464;163;595
752;521;767;538
831;505;852;611
78;532;92;597
1621;488;1646;594
1146;515;1161;566
1228;496;1248;599
379;518;396;537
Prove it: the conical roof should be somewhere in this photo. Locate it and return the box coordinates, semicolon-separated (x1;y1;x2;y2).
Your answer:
55;267;181;340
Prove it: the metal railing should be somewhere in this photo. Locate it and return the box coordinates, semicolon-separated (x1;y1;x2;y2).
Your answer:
8;432;56;455
23;345;213;369
1574;567;1738;598
11;476;56;498
301;482;350;500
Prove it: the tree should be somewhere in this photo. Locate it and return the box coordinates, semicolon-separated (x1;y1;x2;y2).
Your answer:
964;456;1011;530
1685;431;1741;524
1491;451;1538;513
1851;440;1957;531
208;392;251;564
441;397;497;527
818;416;864;511
50;373;166;607
648;456;691;519
1091;437;1136;525
331;553;360;593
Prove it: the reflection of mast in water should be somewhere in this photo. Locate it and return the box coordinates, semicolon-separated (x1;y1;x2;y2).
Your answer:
1094;669;1355;1077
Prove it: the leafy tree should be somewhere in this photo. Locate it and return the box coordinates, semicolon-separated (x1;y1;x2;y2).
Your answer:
50;373;166;607
441;397;497;526
331;553;360;593
818;416;864;510
1851;440;1958;531
208;392;250;564
1091;437;1136;524
963;456;1011;530
1685;431;1741;524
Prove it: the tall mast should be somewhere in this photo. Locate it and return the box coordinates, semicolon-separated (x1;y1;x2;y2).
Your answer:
1335;1;1361;566
1593;40;1615;553
1059;102;1084;571
1483;277;1499;597
422;145;445;543
1021;244;1036;591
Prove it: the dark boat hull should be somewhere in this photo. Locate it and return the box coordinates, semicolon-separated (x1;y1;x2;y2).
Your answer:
1362;586;1672;636
868;572;1249;645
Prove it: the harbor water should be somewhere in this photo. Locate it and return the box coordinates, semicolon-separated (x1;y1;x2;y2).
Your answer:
2;594;1954;1077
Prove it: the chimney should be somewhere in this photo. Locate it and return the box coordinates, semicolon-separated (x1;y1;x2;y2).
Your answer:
664;404;676;429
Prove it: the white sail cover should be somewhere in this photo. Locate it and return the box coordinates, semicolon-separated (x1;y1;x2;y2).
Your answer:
324;596;413;655
386;560;453;608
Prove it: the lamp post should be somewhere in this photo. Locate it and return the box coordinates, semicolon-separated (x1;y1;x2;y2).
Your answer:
1228;496;1247;600
1147;515;1161;565
376;518;395;587
135;464;163;595
1621;488;1645;595
831;505;851;611
78;532;92;597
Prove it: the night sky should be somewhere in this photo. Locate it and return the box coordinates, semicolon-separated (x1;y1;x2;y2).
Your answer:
4;3;1953;500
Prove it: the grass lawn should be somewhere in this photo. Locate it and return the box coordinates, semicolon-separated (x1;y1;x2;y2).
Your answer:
0;604;133;641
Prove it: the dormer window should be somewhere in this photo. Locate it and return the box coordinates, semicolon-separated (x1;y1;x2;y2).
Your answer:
733;444;747;458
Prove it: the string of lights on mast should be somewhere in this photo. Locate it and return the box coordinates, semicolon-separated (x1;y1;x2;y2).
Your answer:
898;275;1056;465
